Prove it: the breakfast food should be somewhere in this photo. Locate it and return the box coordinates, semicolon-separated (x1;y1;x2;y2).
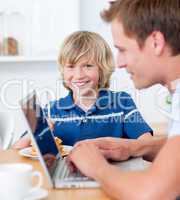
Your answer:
31;145;37;156
30;137;68;156
54;137;69;156
54;137;63;154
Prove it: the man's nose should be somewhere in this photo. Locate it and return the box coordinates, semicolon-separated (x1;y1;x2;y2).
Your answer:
116;54;127;69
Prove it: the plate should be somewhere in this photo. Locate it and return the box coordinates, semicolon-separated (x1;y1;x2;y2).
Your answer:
24;188;48;200
62;145;73;156
19;147;38;160
19;145;73;159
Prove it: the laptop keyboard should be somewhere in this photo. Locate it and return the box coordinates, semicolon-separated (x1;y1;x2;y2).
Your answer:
56;158;89;181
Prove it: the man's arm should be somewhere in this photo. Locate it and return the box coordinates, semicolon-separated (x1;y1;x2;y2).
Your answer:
69;136;180;200
75;133;167;162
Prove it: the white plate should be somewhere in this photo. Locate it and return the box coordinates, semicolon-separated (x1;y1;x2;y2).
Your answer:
62;145;73;156
24;188;48;200
19;147;38;160
19;145;73;159
63;145;73;152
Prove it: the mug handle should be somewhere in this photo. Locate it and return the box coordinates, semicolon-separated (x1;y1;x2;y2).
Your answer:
31;170;43;190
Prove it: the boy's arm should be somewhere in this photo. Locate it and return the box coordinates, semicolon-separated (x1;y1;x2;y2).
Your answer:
69;136;180;200
130;133;167;161
12;136;31;149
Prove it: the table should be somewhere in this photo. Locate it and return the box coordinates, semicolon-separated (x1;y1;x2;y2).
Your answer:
0;149;110;200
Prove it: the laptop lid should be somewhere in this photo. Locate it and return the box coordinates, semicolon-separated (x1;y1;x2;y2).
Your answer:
20;91;62;187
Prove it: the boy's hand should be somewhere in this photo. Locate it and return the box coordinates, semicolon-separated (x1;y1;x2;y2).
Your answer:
12;137;31;149
47;119;54;131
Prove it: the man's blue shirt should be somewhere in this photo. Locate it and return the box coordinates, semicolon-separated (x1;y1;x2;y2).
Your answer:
44;90;153;146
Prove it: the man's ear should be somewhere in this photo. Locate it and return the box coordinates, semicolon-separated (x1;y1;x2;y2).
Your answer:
151;31;166;56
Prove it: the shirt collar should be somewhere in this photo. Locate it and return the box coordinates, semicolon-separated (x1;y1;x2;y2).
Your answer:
95;90;114;108
85;90;114;115
59;92;76;110
59;90;114;111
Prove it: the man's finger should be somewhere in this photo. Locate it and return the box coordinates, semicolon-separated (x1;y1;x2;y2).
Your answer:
66;154;78;173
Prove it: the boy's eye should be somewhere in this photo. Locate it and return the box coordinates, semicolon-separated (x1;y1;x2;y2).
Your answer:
65;65;74;69
85;64;94;68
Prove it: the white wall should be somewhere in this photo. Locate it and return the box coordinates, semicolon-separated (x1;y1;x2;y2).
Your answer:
79;0;114;50
30;0;80;57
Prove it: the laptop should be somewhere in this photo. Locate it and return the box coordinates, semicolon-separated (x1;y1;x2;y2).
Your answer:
20;91;100;188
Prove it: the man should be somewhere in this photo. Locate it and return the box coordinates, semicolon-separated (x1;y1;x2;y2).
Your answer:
68;0;180;199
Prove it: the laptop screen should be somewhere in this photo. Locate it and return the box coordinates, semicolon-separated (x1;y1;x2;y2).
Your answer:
20;91;61;179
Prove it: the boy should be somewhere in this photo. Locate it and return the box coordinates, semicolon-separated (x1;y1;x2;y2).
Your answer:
14;31;152;148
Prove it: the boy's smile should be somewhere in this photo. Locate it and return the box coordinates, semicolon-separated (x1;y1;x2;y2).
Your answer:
72;80;91;88
63;57;100;97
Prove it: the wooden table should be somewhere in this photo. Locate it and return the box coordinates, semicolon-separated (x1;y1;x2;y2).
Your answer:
0;149;110;200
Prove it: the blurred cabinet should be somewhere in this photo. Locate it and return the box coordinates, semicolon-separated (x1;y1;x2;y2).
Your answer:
0;6;29;56
0;0;79;61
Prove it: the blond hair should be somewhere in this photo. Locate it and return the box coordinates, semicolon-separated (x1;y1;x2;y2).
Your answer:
58;31;115;89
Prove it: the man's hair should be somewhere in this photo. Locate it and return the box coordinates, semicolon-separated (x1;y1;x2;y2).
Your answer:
101;0;180;55
58;31;115;90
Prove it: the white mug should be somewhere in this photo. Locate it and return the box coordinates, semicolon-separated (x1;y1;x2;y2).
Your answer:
0;163;43;200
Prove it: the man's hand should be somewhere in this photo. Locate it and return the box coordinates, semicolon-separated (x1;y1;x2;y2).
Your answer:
74;137;131;161
68;143;109;179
